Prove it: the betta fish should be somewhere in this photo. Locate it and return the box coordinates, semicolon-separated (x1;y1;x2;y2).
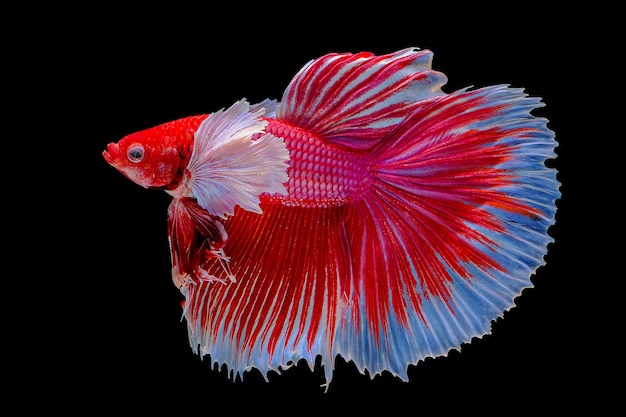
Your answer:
103;47;559;389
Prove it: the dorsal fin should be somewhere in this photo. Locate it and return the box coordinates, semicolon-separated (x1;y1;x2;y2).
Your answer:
276;47;447;150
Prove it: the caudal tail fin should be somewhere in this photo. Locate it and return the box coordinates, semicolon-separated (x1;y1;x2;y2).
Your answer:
343;84;559;364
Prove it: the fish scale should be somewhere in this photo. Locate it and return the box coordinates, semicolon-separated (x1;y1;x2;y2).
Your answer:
265;119;371;207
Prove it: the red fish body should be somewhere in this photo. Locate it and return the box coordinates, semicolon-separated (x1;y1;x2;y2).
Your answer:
103;48;559;388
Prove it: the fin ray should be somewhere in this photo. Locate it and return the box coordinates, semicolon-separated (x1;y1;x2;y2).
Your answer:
277;47;448;150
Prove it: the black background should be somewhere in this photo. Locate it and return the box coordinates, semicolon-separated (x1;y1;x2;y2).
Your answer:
14;5;601;414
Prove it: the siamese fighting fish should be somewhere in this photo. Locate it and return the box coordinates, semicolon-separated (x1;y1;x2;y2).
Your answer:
102;47;559;389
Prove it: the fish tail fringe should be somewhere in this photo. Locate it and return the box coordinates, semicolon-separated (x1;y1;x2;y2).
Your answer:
341;84;559;370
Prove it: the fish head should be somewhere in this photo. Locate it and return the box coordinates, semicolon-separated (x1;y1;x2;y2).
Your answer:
102;124;191;190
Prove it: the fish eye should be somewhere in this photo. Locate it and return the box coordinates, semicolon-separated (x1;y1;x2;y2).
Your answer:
127;144;145;163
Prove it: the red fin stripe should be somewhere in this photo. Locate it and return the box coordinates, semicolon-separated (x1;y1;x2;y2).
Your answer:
195;204;346;362
372;91;541;220
231;209;294;354
305;54;414;130
278;48;447;150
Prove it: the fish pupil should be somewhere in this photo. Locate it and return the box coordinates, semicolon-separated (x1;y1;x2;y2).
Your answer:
127;144;145;163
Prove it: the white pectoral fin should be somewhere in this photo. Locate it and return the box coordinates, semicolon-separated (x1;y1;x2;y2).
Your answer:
187;99;289;219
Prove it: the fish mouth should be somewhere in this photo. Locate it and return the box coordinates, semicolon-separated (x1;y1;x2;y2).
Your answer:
102;142;120;165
